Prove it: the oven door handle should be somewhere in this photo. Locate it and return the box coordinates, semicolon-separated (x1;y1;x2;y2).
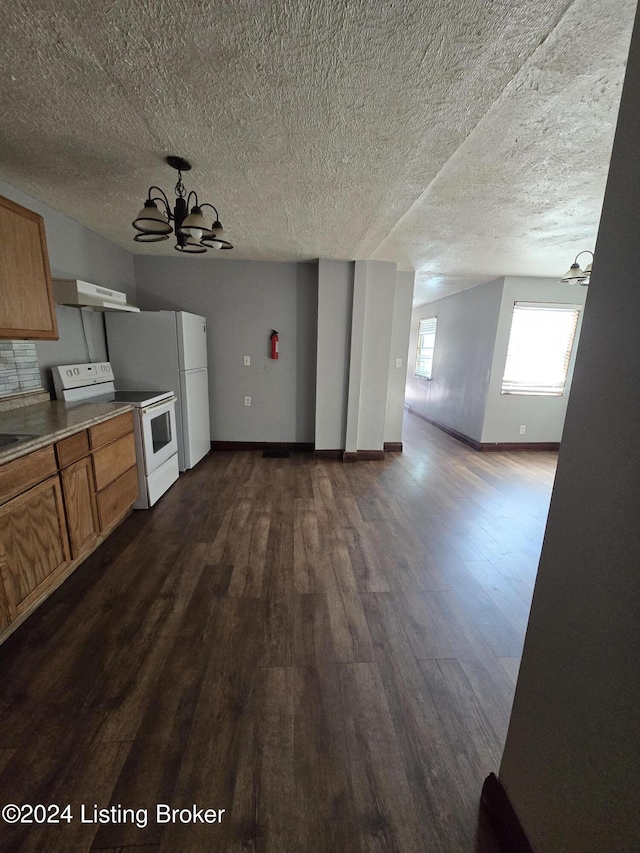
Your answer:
142;396;177;412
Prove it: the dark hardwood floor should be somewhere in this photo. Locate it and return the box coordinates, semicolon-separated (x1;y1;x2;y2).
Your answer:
0;413;557;852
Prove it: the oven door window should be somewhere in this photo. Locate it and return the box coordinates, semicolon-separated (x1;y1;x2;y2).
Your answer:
150;410;172;453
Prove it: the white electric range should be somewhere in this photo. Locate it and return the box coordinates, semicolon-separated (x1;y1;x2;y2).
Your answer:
52;362;179;509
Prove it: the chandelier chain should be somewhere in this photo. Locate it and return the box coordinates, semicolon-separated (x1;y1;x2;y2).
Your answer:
174;170;186;199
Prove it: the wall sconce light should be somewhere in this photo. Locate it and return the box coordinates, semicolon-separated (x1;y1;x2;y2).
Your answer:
560;251;593;286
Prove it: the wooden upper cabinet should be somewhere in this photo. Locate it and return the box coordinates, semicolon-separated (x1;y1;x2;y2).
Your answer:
0;194;58;340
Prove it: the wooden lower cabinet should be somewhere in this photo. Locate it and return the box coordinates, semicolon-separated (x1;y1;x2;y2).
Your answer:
0;475;70;620
60;456;99;558
0;414;140;643
0;584;11;633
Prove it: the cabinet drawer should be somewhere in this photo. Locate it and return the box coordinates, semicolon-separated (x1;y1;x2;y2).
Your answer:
96;466;138;530
0;445;57;506
56;430;89;468
89;411;134;450
92;432;136;492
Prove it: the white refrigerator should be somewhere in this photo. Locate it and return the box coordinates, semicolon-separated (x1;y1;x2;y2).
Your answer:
105;311;211;471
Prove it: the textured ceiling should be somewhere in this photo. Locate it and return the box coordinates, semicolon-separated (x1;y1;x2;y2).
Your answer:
0;0;635;304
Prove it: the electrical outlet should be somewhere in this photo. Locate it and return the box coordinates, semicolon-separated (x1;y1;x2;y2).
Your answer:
395;358;402;369
245;396;251;406
519;425;526;435
243;355;250;366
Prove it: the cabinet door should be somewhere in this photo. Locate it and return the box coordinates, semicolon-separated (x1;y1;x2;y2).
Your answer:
0;584;11;633
0;194;58;340
0;476;70;619
60;457;99;558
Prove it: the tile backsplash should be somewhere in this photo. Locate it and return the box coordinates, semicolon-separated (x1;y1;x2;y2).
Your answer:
0;340;43;396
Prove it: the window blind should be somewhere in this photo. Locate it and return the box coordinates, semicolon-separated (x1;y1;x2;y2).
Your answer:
501;303;580;396
415;316;437;379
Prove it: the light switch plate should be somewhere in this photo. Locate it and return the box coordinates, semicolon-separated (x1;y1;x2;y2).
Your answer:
245;396;251;406
244;355;250;366
395;358;403;368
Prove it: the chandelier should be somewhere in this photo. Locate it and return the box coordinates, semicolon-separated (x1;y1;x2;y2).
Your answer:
132;156;232;253
560;250;593;286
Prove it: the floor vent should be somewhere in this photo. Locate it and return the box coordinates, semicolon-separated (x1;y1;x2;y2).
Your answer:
262;449;290;458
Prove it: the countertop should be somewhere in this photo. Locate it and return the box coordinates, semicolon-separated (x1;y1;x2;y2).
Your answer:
0;400;134;465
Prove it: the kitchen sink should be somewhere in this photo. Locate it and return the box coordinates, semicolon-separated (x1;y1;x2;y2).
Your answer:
0;433;39;448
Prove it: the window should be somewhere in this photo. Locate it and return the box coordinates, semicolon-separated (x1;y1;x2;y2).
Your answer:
415;316;437;379
501;303;580;396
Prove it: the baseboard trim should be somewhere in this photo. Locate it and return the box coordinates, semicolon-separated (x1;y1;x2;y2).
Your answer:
211;443;402;460
313;449;343;460
342;450;386;462
211;441;314;452
356;450;386;461
481;773;534;853
407;407;482;450
407;409;560;452
478;442;560;452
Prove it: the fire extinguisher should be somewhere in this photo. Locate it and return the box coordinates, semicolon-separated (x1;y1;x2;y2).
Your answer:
270;330;279;360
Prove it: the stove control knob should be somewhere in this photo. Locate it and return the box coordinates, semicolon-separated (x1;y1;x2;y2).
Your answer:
73;368;80;375
66;369;73;377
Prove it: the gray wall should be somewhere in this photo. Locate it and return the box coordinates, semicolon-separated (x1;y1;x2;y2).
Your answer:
315;259;353;450
481;276;587;444
134;256;318;443
36;306;108;397
0;180;135;395
498;7;640;851
406;278;503;442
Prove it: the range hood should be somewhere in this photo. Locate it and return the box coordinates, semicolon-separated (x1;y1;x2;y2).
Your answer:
53;279;140;312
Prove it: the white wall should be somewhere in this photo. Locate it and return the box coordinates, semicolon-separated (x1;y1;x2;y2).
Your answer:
345;262;368;453
384;270;415;444
481;276;588;444
315;259;354;450
345;261;397;452
0;180;135;395
498;8;640;851
357;261;397;450
134;256;318;443
406;278;504;442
